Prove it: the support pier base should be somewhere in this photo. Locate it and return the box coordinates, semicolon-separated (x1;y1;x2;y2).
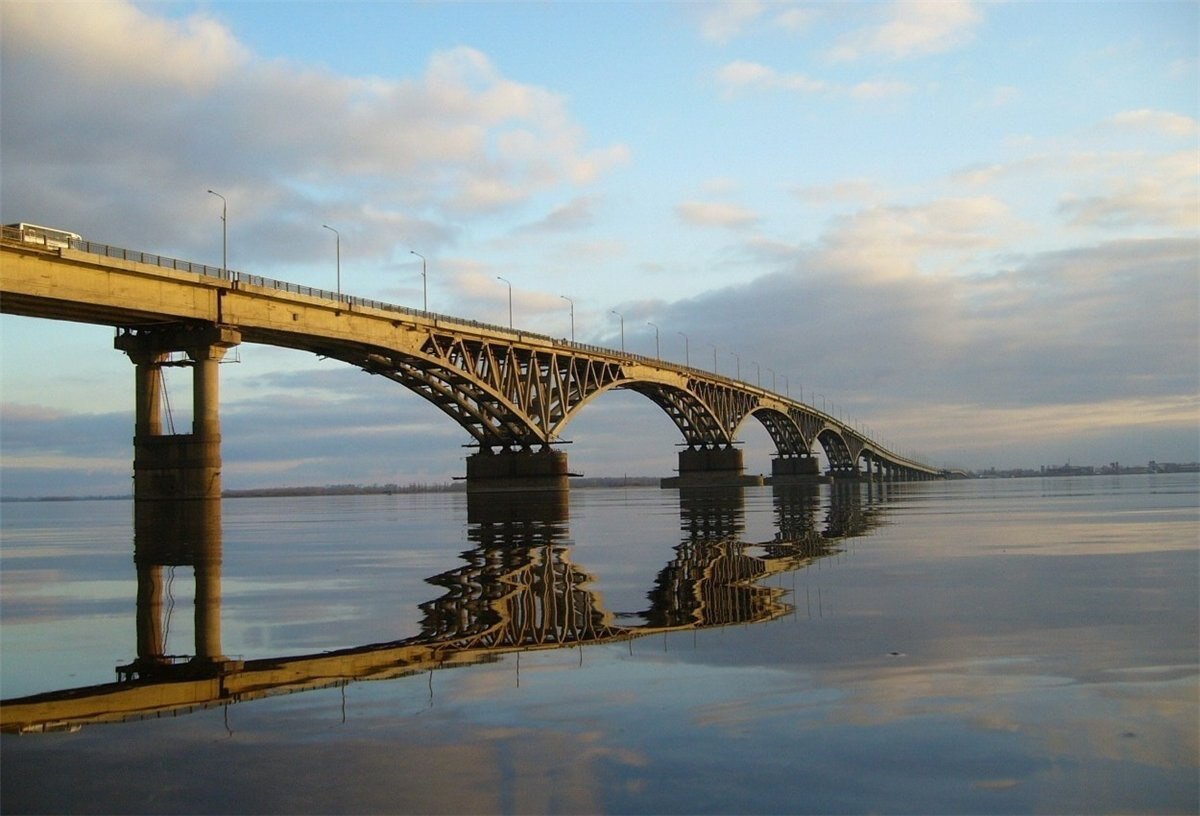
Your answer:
465;449;572;493
766;456;825;485
661;448;763;488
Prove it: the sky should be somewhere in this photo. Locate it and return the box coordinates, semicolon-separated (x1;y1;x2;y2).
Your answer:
1;0;1197;495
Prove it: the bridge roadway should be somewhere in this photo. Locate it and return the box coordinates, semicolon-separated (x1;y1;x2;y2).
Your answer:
0;228;943;491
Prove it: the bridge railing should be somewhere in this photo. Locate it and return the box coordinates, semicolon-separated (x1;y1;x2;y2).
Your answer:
3;228;733;380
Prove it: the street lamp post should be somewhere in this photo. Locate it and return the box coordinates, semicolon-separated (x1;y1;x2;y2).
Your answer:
497;276;513;328
410;250;426;312
753;361;760;387
610;309;624;353
322;224;340;299
677;332;689;367
206;189;227;277
712;345;718;374
647;322;660;359
768;367;776;392
560;295;574;342
730;351;740;381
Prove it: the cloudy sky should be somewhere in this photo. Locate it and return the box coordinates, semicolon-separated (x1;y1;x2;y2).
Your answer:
1;0;1197;495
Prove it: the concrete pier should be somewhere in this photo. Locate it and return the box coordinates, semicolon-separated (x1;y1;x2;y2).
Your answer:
768;455;823;484
661;447;764;488
465;449;571;493
116;325;241;507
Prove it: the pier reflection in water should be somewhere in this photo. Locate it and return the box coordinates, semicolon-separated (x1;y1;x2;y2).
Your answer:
1;484;887;733
122;494;231;681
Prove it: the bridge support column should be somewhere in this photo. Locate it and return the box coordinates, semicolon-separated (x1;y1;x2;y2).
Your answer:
862;452;875;482
768;455;823;484
116;325;241;508
661;447;764;488
465;449;571;493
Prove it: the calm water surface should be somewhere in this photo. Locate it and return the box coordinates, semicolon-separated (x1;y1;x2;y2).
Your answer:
1;475;1197;814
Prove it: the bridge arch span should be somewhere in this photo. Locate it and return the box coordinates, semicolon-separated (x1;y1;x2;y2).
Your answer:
817;427;855;474
739;406;812;458
618;380;735;450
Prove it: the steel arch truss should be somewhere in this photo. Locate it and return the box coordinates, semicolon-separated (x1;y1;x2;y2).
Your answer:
358;331;625;452
750;408;811;458
317;326;935;478
788;408;826;449
623;382;728;448
623;378;760;449
817;428;856;472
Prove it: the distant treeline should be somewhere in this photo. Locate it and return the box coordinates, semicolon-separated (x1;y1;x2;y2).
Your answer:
223;476;661;498
1;476;665;502
223;482;466;498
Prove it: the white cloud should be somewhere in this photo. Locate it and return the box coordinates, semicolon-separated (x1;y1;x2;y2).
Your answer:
815;196;1016;280
716;62;912;100
829;0;983;61
699;0;766;44
793;178;887;206
515;197;597;234
0;0;627;260
2;0;248;93
676;200;761;229
703;178;742;196
1105;109;1199;139
1058;151;1199;229
849;79;915;99
772;6;819;34
716;61;826;97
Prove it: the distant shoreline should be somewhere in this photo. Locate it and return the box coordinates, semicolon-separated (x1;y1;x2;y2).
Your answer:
0;476;666;502
3;469;1196;502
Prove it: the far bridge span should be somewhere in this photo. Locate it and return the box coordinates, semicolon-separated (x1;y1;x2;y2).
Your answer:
0;226;943;499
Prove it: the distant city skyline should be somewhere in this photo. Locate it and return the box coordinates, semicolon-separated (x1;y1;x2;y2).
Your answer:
1;0;1197;495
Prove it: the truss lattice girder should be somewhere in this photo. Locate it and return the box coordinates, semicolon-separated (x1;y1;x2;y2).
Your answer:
352;329;627;451
844;435;866;464
749;408;811;458
615;364;760;449
817;428;855;471
351;330;901;473
239;325;915;474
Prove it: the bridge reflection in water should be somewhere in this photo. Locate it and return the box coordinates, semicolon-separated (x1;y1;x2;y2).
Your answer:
1;485;891;733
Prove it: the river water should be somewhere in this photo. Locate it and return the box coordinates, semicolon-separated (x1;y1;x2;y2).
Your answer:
1;475;1197;814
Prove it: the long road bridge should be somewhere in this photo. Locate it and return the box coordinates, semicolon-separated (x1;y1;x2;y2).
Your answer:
0;225;943;496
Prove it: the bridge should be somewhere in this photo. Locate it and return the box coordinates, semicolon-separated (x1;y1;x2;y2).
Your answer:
0;226;943;498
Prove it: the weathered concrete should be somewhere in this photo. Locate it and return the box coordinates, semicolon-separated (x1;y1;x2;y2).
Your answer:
465;449;571;493
661;447;764;488
767;455;824;484
115;325;241;509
